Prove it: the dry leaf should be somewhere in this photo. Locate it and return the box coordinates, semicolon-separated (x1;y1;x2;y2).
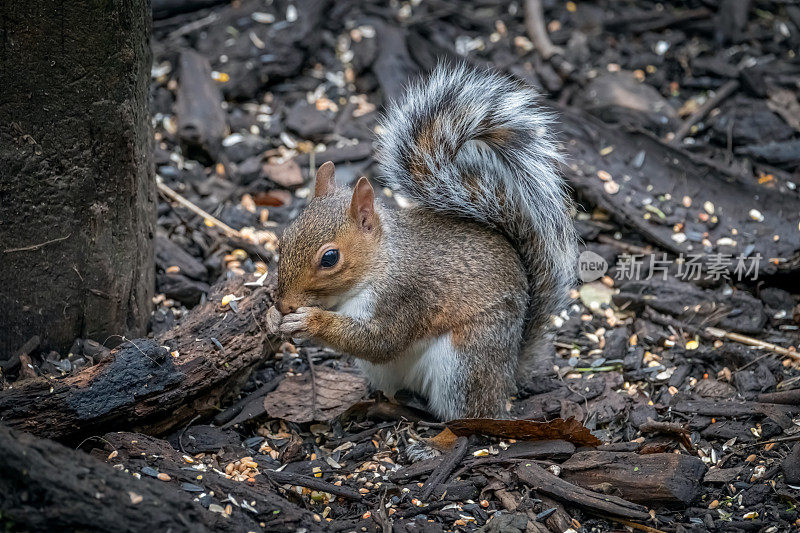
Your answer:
253;190;292;207
425;427;458;451
263;367;368;423
446;417;603;447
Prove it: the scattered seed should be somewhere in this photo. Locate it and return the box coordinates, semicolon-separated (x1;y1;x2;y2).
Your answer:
141;466;159;478
157;473;171;482
251;11;275;23
211;71;230;83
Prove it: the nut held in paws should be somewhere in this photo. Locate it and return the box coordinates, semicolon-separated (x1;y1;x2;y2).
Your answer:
266;305;282;335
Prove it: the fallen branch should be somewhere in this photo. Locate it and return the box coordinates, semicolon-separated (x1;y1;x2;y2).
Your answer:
757;388;800;405
639;419;692;448
671;398;800;429
602;515;668;533
0;276;273;442
560;451;706;506
516;461;651;520
605;7;712;34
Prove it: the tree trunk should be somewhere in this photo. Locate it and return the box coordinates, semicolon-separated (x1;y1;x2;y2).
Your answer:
0;0;155;357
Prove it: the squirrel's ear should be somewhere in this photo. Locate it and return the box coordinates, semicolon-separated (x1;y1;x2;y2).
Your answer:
314;161;336;197
349;177;376;231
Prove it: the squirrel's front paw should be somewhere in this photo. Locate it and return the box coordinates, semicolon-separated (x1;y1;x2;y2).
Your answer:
279;307;319;339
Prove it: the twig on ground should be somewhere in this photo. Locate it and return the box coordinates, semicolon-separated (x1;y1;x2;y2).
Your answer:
757;388;800;405
516;462;650;520
671;80;739;144
602;515;667;533
644;309;713;340
739;433;800;448
639;419;692;448
156;177;243;239
421;436;469;500
263;469;363;500
596;234;653;255
705;326;799;361
178;414;202;454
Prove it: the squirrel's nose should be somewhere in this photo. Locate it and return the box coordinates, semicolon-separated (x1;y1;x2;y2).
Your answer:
277;300;296;314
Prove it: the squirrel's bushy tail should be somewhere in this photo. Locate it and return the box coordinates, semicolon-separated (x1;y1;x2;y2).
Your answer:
376;64;576;368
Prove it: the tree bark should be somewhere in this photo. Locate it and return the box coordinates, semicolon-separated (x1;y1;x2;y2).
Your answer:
0;0;155;357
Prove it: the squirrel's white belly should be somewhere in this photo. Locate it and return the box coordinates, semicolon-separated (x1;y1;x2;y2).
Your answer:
337;286;462;419
357;333;461;420
356;336;461;420
338;287;462;419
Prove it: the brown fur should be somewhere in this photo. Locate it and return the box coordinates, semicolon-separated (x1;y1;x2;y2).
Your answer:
276;187;382;313
276;163;528;419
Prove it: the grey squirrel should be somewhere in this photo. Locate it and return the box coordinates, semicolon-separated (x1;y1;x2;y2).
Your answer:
269;64;577;420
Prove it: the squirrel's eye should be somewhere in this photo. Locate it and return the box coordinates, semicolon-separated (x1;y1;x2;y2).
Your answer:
320;249;339;268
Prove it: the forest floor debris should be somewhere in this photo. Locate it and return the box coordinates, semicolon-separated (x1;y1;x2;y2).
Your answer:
2;0;800;531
